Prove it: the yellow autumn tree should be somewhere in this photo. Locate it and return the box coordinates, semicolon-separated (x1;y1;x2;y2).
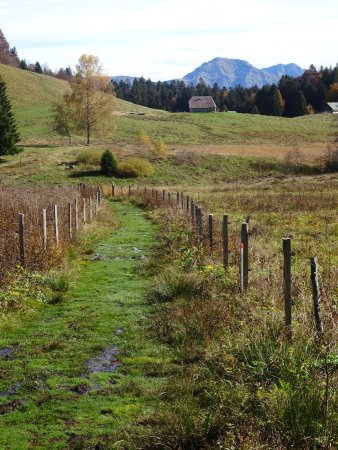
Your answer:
54;54;115;145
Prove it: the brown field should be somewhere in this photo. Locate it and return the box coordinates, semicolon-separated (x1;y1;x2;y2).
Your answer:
181;142;329;163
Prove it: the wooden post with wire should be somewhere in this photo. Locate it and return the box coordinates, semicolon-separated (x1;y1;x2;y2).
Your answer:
75;198;79;231
42;208;47;250
222;214;228;270
18;213;25;266
54;204;59;246
208;214;213;250
310;257;324;336
283;238;292;338
68;202;72;239
240;222;249;291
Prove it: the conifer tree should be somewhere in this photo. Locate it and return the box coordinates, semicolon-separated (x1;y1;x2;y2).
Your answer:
100;149;117;175
292;90;308;116
0;77;22;156
34;61;43;74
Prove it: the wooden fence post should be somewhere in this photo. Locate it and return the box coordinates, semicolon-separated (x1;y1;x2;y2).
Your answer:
208;214;213;250
194;204;199;232
54;204;59;246
83;198;86;224
283;238;292;338
89;197;93;222
191;200;195;222
222;215;228;271
186;195;190;213
197;207;203;241
95;195;99;217
129;185;131;196
112;183;115;197
75;198;79;231
176;192;180;207
18;213;25;266
162;189;165;202
68;202;72;239
310;257;324;336
42;208;47;250
241;222;249;291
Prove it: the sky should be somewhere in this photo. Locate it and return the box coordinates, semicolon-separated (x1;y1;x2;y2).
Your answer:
1;0;338;80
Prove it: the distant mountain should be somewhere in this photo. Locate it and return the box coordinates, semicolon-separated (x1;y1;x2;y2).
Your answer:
262;63;305;79
112;76;137;84
182;58;305;88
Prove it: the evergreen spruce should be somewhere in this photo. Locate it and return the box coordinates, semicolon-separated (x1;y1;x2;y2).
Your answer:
268;85;284;116
0;77;22;156
100;149;117;176
292;90;308;116
34;61;43;74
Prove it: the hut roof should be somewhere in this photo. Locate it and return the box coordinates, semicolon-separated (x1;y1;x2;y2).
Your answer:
327;102;338;112
189;96;216;109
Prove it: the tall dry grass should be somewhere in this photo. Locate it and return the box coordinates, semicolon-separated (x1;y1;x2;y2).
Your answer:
130;185;338;449
0;184;101;284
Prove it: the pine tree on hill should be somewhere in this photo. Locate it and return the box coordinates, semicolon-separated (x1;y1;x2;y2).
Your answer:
0;77;22;156
34;61;43;74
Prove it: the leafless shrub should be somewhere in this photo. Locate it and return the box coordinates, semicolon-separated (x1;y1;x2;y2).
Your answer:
171;150;202;167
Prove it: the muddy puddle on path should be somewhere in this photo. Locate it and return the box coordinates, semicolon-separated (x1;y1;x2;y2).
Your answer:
0;347;15;358
85;345;122;375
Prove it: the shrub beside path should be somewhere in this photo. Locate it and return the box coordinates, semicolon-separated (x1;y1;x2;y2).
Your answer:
0;201;171;449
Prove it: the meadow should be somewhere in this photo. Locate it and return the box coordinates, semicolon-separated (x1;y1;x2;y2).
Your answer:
0;63;337;448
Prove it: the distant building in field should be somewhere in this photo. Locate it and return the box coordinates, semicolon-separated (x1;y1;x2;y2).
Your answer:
327;102;338;113
189;96;217;113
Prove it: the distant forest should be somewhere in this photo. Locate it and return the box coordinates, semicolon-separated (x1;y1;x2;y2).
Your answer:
113;66;338;117
1;28;338;117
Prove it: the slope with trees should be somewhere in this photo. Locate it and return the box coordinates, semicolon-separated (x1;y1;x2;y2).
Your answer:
0;76;22;156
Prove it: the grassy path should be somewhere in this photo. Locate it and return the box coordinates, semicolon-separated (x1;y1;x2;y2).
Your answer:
0;201;169;449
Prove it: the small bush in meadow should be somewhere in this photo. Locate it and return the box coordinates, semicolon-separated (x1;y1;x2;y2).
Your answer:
100;149;117;176
116;158;154;178
150;138;168;159
76;148;103;166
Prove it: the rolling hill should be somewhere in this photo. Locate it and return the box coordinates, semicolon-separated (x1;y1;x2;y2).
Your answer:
0;63;335;149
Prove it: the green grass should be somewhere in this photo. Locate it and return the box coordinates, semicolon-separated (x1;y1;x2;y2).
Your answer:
0;142;288;186
114;111;336;146
0;201;172;449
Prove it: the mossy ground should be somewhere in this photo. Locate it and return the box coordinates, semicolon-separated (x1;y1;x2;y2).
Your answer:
0;201;172;449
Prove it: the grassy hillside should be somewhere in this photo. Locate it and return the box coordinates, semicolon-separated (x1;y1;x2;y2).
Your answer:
0;64;164;142
1;64;337;147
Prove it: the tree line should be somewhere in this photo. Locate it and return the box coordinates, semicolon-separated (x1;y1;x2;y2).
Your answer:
113;64;338;117
0;29;73;81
